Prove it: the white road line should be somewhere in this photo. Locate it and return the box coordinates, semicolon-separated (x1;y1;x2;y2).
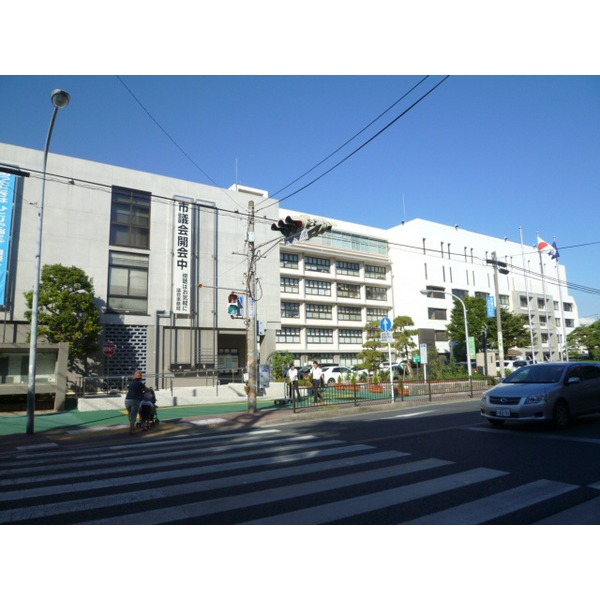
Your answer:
405;479;578;524
245;467;505;525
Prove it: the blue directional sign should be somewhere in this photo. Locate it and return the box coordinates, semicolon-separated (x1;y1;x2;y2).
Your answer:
486;296;496;318
380;317;392;331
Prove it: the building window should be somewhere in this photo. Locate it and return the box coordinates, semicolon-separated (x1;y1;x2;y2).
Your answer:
475;291;488;299
566;319;575;328
305;256;331;273
306;303;332;320
337;260;360;277
280;253;299;269
281;277;299;294
306;280;331;296
306;328;333;344
338;283;361;299
425;285;445;299
110;186;151;249
428;307;447;320
520;295;530;308
365;264;386;280
367;307;388;321
339;329;363;344
435;330;448;342
452;288;468;299
276;327;301;344
499;294;509;307
108;251;149;314
563;302;574;312
281;302;300;318
338;306;362;321
366;286;387;301
538;298;546;310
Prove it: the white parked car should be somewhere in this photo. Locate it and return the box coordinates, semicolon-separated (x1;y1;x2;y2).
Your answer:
321;366;353;384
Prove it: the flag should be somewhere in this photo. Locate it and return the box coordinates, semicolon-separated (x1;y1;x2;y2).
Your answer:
537;236;559;260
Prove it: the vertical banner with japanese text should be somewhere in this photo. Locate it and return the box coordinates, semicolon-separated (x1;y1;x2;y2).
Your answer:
0;173;16;306
173;200;192;314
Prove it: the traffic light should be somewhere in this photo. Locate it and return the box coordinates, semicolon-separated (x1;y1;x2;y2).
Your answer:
271;215;308;238
228;292;240;318
271;214;332;245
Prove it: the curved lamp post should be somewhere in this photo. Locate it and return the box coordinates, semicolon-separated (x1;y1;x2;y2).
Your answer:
420;289;472;379
26;89;71;435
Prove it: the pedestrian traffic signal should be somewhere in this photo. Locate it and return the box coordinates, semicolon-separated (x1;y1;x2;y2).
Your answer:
228;292;240;318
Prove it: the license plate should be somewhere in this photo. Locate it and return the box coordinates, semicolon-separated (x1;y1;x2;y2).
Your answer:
496;407;511;417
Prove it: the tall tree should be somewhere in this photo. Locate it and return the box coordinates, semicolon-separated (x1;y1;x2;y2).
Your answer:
358;321;386;373
446;296;530;360
392;315;418;375
567;320;600;359
24;264;102;372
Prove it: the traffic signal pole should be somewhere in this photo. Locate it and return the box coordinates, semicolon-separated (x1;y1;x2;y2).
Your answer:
247;200;257;413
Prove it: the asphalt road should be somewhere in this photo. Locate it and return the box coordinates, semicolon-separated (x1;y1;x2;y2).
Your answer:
2;400;600;524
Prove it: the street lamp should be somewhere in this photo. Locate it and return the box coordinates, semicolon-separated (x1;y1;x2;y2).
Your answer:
26;89;71;435
420;289;472;379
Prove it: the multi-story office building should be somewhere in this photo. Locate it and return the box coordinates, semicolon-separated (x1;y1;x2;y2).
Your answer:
274;214;579;365
0;142;579;390
0;143;281;383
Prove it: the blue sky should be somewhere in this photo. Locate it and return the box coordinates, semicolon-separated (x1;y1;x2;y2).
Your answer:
1;74;599;318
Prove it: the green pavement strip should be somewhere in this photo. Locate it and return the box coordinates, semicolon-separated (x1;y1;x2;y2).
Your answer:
0;400;286;436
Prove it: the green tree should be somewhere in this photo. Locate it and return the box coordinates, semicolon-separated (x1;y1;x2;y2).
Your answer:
24;264;102;372
567;320;600;359
446;296;530;360
392;315;418;375
270;351;295;380
358;321;386;373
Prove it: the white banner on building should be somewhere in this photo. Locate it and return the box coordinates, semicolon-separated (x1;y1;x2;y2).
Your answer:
173;200;192;314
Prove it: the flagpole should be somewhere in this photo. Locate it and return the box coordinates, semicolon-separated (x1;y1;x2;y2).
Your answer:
537;232;553;361
554;237;569;361
520;226;537;362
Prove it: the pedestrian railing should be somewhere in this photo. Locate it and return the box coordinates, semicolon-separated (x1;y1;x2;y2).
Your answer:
284;377;489;413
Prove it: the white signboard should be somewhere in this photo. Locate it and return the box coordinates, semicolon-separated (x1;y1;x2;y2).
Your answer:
381;331;393;343
173;200;192;314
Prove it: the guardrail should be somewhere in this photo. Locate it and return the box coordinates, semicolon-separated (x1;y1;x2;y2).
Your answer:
282;377;488;413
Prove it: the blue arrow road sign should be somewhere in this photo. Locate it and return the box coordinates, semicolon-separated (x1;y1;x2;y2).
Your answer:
380;317;392;331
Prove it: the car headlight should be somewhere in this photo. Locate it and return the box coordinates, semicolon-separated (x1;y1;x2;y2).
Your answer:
524;393;548;405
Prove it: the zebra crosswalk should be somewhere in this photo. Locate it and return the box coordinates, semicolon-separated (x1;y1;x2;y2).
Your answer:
0;428;597;524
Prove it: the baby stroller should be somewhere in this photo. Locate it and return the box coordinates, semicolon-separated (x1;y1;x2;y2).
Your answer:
137;388;159;430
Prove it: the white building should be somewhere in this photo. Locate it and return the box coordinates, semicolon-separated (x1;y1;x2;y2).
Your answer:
274;213;579;365
0;142;579;392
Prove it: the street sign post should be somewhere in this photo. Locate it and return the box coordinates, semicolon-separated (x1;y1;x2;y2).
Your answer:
102;342;116;357
380;318;394;403
102;342;116;396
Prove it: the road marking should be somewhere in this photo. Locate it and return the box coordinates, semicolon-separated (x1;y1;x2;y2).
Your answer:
245;467;507;524
380;410;434;419
405;479;578;524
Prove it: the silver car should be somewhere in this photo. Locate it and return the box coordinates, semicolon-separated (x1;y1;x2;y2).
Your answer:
480;362;600;429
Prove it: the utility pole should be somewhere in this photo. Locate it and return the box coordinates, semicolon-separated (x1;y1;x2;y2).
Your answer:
491;251;506;378
246;200;257;413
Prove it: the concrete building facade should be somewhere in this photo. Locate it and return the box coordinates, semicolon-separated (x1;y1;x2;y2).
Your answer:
0;143;579;392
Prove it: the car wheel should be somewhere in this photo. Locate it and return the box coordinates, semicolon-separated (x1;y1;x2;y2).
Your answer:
327;378;335;385
552;400;570;430
487;418;505;428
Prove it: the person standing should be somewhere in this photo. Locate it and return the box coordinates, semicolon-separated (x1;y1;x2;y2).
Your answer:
310;361;323;402
288;363;300;403
125;370;145;434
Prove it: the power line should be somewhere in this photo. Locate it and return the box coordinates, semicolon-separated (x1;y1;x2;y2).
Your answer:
266;76;431;201
275;76;450;205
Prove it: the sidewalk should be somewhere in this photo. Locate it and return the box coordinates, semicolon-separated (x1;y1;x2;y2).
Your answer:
0;393;478;452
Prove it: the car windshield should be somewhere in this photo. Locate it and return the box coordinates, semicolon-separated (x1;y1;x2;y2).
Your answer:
503;365;565;384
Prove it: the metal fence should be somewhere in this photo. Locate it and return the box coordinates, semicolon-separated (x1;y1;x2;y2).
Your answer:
282;377;489;413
